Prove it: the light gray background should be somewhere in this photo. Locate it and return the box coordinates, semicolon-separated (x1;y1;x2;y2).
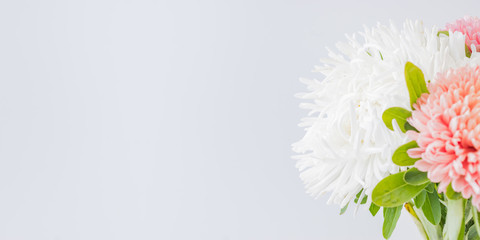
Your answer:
0;0;478;239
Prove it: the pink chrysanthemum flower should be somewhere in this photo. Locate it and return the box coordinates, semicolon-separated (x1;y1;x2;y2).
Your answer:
407;66;480;209
445;16;480;51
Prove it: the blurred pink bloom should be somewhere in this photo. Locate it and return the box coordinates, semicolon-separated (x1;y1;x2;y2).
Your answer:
407;66;480;209
445;16;480;51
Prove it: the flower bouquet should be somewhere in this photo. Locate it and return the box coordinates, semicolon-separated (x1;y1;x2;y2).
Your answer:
293;17;480;239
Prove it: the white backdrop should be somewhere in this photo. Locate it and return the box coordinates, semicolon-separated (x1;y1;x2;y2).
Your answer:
0;0;479;239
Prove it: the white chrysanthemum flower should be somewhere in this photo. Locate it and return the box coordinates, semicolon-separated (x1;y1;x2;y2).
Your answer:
293;20;480;208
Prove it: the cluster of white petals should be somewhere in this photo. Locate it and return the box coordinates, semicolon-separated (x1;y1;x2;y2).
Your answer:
293;20;480;208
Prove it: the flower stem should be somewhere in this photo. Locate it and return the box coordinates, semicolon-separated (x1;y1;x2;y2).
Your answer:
407;202;442;240
443;198;465;240
404;202;428;240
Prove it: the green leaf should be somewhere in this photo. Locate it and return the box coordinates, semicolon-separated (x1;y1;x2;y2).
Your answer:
404;167;430;185
405;62;429;108
472;204;480;240
466;44;472;58
439;202;446;227
422;191;442;225
369;202;381;216
339;203;349;215
372;172;428;207
467;226;480;240
446;183;462;200
354;190;367;204
382;107;412;133
466;201;473;222
437;30;449;37
383;206;402;239
392;141;421;166
404;122;418;132
414;190;427;208
425;183;435;193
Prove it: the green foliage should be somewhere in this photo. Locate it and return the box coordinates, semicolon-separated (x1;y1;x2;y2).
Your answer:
466;44;472;58
404;122;418;132
382;107;412;133
422;191;442;225
472;205;480;240
340;189;368;215
370;202;381;216
392;141;421;166
354;190;368;204
404;62;429;108
425;183;435;193
404;167;429;185
437;30;449;36
339;203;349;215
466;202;473;223
372;171;428;207
466;226;480;240
414;190;427;208
383;206;402;239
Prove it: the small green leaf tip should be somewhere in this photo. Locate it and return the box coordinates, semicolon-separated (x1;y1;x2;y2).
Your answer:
466;44;472;58
404;62;429;109
404;122;418;132
339;203;349;215
392;141;421;166
437;30;449;37
382;107;412;133
404;167;429;186
369;203;381;216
